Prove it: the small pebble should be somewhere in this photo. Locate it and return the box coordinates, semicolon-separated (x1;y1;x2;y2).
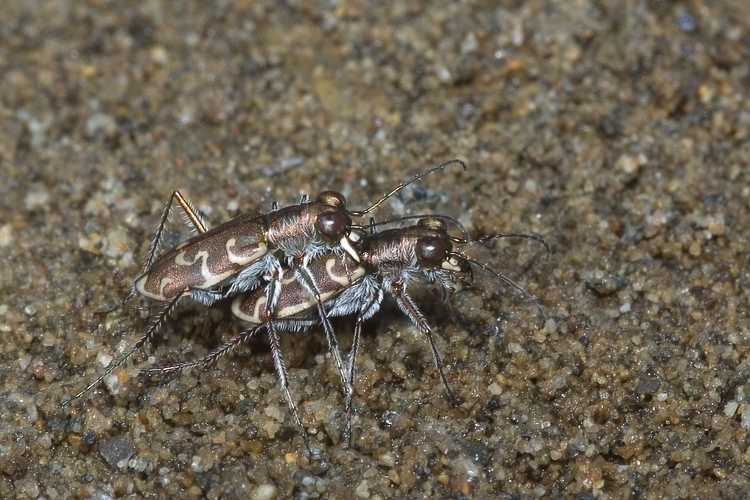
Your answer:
99;435;136;469
252;483;279;500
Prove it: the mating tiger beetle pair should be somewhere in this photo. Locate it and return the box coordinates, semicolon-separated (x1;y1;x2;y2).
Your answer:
62;159;549;454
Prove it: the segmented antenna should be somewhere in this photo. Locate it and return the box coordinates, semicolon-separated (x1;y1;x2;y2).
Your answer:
349;159;467;217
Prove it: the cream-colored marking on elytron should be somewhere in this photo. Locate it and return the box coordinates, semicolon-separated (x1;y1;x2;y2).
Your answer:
280;269;296;286
442;257;463;272
278;295;318;318
339;236;360;263
277;287;342;318
326;257;365;285
226;239;267;265
233;295;267;323
135;274;173;300
175;249;233;287
157;277;174;298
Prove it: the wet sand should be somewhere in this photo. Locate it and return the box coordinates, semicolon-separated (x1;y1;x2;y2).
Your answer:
2;1;750;498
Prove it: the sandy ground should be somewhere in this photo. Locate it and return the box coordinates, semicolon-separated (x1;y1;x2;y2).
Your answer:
2;1;750;498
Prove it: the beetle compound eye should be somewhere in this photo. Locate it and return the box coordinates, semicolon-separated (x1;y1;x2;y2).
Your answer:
416;237;448;263
317;211;347;236
316;191;347;208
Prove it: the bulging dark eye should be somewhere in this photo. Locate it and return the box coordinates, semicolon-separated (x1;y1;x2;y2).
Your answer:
316;191;347;209
317;211;347;236
416;237;447;262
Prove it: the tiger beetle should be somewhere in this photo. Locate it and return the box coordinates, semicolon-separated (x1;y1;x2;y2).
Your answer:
62;159;467;408
145;249;368;453
143;216;549;448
